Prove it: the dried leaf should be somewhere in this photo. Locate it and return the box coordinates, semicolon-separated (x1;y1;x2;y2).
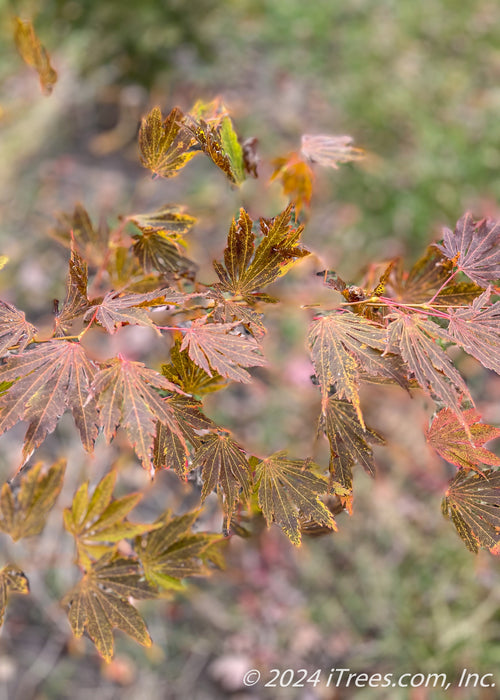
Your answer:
14;17;57;95
442;470;500;553
0;461;65;541
191;432;251;524
136;510;223;590
0;341;98;457
0;301;36;356
447;289;500;375
180;317;267;383
63;471;154;569
213;205;308;300
254;451;335;546
437;212;500;287
427;408;500;471
300;134;364;169
308;312;387;427
0;565;29;626
91;357;184;469
139;106;197;178
387;312;471;417
63;553;156;662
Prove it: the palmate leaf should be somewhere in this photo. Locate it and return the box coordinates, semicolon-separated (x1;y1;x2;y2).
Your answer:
136;510;223;591
51;204;110;268
270;155;314;214
211;294;266;338
191;431;251;524
153;395;214;475
126;204;196;235
91;357;184;469
0;300;36;356
180;317;267;383
184;115;245;185
63;553;156;662
386;312;471;417
162;339;227;396
442;470;500;553
0;461;65;541
132;231;195;276
63;471;154;569
138;107;198;179
0;565;29;626
300;134;365;169
307;311;388;427
54;249;90;336
437;212;500;287
85;287;184;334
427;408;500;472
14;17;57;95
0;340;99;458
322;396;384;484
253;451;335;546
447;289;500;375
213;205;308;300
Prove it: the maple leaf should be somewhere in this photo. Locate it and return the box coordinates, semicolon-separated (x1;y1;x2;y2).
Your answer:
447;289;500;375
63;553;156;662
213;205;308;301
386;312;471;417
0;565;29;627
54;249;90;336
308;311;388;427
0;341;98;457
211;294;266;338
191;431;251;524
132;231;195;276
136;510;223;590
437;212;500;287
0;461;65;541
442;470;500;553
180;317;267;383
271;155;314;214
322;397;384;481
51;204;110;268
427;408;500;472
14;17;57;95
138;106;197;179
63;471;154;569
85;287;184;334
0;300;36;356
253;451;335;546
153;395;214;475
126;204;196;235
162;338;227;396
184;115;245;184
91;357;184;468
300;134;365;169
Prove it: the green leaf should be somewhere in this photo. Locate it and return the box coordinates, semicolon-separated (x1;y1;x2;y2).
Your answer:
220;117;245;184
0;461;65;541
0;565;29;626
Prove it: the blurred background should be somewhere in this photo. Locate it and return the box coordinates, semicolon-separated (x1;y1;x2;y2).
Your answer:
0;0;500;698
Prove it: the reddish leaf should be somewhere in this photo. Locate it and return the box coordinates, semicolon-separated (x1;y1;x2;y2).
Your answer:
162;339;227;396
427;408;500;471
447;289;500;375
442;470;500;553
91;357;183;469
387;312;471;417
0;341;98;458
300;134;364;169
86;288;184;334
51;204;110;268
0;301;36;356
308;312;387;427
437;212;500;287
180;317;267;383
54;249;90;335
